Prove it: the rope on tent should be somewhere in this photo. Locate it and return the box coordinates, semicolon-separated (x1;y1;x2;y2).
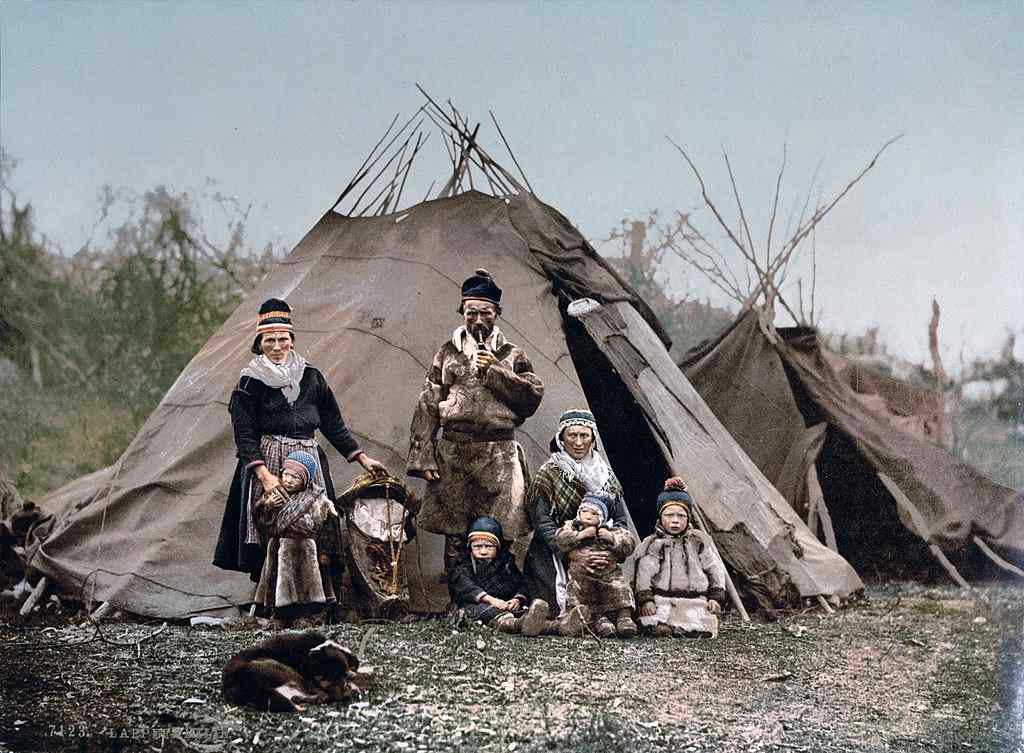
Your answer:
876;472;970;589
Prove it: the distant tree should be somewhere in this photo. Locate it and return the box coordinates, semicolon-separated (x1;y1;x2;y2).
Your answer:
599;211;734;354
0;158;279;497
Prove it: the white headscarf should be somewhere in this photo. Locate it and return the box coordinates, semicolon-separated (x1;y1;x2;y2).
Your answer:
551;428;612;493
240;349;308;404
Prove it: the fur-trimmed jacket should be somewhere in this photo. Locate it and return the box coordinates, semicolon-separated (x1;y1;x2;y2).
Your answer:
407;328;543;478
633;527;727;607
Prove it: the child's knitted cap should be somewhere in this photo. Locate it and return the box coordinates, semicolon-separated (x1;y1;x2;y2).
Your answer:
283;450;318;486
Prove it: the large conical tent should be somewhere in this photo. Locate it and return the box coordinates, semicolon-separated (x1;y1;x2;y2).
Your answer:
679;308;1024;579
28;94;861;619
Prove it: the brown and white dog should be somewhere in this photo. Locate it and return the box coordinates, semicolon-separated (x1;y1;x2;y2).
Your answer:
222;631;368;712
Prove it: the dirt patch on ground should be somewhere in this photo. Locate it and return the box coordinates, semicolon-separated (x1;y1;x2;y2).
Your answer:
1;582;1021;753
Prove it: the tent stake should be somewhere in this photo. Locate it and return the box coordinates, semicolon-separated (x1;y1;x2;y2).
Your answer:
19;576;48;616
972;535;1024;579
90;601;117;623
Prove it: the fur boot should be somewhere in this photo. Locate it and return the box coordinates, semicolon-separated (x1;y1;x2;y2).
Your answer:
520;599;550;637
492;612;522;634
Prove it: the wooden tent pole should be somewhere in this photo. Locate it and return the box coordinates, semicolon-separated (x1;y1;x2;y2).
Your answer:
689;505;751;623
877;472;970;589
807;464;839;553
972;535;1024;579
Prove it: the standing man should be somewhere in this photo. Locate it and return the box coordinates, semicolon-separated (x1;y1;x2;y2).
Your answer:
407;268;544;573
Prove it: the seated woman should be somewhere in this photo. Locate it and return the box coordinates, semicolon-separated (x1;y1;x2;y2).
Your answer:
633;477;727;638
523;409;630;623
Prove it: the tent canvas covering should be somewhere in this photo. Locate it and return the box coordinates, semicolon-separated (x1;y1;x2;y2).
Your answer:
29;189;863;620
679;309;1024;576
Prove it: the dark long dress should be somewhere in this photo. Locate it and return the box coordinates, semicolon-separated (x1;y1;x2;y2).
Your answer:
213;366;361;582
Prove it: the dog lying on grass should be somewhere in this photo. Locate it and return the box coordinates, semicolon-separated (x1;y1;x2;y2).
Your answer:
222;630;370;712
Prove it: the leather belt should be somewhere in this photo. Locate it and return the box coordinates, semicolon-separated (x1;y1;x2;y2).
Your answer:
441;427;515;443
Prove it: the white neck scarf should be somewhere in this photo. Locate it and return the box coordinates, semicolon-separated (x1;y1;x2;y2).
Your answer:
240;350;308;405
551;433;612;493
451;324;503;357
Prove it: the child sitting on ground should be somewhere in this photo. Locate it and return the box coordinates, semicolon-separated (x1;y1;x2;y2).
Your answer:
448;516;575;636
254;450;338;629
633;477;727;638
553;493;638;638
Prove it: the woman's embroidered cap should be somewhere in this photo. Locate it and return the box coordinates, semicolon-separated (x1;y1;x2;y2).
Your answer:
467;515;503;548
256;298;294;336
558;408;597;435
283;450;318;485
460;268;502;305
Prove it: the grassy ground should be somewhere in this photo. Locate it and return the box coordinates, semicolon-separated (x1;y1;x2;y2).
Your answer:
1;581;1021;753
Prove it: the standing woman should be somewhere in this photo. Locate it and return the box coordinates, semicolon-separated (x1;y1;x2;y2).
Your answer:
214;299;387;618
524;409;630;617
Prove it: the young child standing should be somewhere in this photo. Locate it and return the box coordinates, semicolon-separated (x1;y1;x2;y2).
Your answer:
633;477;727;638
448;516;566;636
553;493;638;638
254;450;338;628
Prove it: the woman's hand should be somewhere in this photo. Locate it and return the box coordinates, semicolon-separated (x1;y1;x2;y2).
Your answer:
639;601;657;618
423;469;440;482
584;550;612;572
357;454;388;477
255;465;280;494
706;599;722;615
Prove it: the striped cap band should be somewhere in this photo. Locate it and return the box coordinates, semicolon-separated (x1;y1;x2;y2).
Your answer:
467;531;500;548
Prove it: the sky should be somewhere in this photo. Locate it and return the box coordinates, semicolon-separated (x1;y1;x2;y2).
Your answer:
1;1;1021;366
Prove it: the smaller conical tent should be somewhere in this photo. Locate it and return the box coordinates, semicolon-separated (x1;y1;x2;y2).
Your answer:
680;308;1024;578
27;94;862;619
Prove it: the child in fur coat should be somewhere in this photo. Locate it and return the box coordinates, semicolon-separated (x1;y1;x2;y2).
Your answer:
633;477;727;637
553;493;638;638
254;450;338;628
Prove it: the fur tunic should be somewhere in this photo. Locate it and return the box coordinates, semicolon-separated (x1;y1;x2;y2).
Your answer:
254;487;338;609
633;526;727;635
407;329;543;537
633;527;727;605
554;521;636;614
